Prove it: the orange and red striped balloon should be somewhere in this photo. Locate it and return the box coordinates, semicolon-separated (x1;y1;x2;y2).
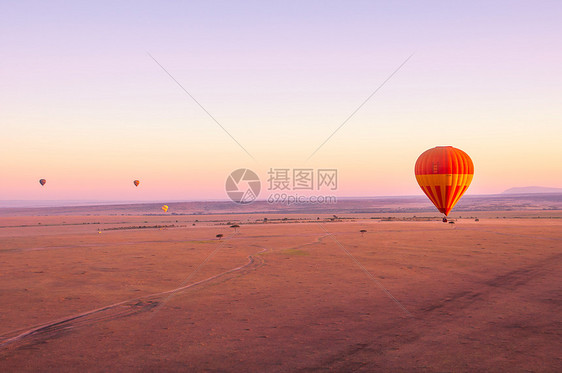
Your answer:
415;146;474;216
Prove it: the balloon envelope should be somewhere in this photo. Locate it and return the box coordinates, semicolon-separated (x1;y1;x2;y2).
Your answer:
133;180;140;187
39;179;46;186
161;205;168;212
415;146;474;216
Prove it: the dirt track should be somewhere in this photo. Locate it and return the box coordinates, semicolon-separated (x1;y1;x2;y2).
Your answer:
0;215;560;371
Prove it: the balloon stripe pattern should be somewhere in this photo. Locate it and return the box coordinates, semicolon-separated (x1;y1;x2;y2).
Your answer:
415;146;474;216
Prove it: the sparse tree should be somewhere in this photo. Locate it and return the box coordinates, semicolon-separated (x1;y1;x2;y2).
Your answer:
216;234;224;240
230;224;240;233
360;229;367;237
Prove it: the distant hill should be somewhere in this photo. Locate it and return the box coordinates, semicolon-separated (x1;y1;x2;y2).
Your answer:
503;186;562;194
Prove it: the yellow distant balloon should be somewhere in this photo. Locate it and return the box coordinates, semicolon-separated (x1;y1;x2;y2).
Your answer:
161;205;169;212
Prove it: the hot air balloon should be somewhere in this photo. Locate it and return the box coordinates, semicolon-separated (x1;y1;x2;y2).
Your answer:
161;205;169;213
133;180;140;187
39;179;46;186
415;146;474;216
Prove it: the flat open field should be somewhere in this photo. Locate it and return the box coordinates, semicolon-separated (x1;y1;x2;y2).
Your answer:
0;213;561;372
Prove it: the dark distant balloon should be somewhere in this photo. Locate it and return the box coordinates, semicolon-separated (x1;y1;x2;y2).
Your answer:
133;180;140;187
39;179;46;186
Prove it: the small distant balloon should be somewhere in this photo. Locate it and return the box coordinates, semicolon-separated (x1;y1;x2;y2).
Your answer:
161;205;169;212
133;180;140;187
39;179;46;186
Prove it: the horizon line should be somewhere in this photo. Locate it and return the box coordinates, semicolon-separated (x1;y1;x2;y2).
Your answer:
2;191;562;209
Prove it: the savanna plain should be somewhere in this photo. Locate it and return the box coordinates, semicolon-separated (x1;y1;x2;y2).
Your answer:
0;211;561;372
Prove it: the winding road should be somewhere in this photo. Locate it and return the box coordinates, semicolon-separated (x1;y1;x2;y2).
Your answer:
0;248;267;349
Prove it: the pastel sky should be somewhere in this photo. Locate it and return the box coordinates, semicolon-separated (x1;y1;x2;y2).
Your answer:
1;1;561;201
